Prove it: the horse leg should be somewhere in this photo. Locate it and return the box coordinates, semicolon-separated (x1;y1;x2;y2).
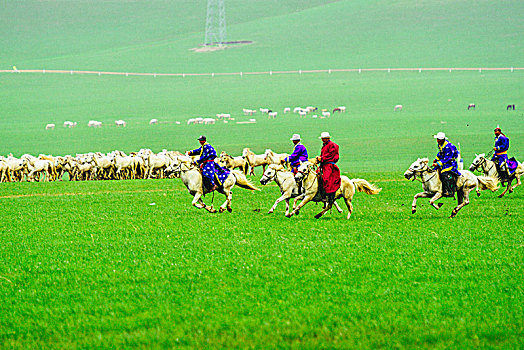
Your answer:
314;201;333;219
269;194;288;214
192;192;215;212
334;201;343;213
429;192;444;210
219;187;232;213
286;194;314;217
344;197;354;219
498;180;511;198
510;175;520;192
450;189;470;218
411;192;431;213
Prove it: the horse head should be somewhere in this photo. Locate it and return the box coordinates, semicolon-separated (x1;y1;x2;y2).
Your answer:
260;165;279;185
294;161;312;182
404;158;429;180
469;153;485;172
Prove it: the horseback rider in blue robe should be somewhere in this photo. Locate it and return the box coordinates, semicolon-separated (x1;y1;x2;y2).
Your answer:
285;134;309;174
285;133;309;193
491;127;516;181
186;135;230;193
432;132;461;197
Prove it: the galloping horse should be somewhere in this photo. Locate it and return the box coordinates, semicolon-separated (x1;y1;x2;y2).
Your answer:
404;158;499;218
260;164;343;216
468;103;476;110
469;153;523;198
166;157;260;213
286;161;381;219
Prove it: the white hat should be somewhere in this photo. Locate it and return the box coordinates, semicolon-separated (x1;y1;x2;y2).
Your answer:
290;134;301;141
433;132;446;140
319;131;331;139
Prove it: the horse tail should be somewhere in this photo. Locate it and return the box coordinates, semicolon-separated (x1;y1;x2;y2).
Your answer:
352;179;382;195
477;176;499;192
231;170;261;191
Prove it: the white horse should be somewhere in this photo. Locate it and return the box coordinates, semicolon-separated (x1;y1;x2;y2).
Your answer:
243;148;270;176
404;158;499;218
286;161;381;219
469;153;523;197
166;157;260;213
260;164;343;216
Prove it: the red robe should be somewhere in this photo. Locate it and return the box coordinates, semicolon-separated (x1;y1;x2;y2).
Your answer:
319;141;341;193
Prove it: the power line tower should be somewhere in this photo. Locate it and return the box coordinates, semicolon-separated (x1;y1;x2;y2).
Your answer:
204;0;226;46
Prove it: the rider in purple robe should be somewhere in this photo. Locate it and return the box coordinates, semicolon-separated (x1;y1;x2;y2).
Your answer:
285;134;309;174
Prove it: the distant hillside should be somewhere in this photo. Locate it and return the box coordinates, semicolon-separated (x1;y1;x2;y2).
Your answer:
2;0;523;72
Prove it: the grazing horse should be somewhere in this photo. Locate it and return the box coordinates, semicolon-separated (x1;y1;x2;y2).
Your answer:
469;153;523;198
404;158;499;218
468;103;476;110
217;152;249;174
260;164;343;216
166;157;259;213
286;161;381;219
506;104;515;111
243;148;270;176
394;104;403;111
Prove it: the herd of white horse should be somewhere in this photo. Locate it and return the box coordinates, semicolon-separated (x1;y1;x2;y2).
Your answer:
0;148;521;218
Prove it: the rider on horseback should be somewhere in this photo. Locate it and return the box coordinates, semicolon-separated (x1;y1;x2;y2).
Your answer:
186;135;230;194
315;132;341;204
492;127;515;181
285;134;309;193
432;132;461;197
285;134;309;175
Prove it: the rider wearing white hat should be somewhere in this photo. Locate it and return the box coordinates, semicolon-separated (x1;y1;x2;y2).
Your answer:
315;131;341;203
432;132;461;197
286;134;308;174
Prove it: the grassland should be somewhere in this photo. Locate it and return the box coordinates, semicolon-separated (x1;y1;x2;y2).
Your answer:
0;175;522;348
1;0;523;348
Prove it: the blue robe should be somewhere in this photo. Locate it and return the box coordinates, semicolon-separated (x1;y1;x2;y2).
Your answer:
433;140;461;175
189;143;230;186
492;134;509;166
286;143;309;169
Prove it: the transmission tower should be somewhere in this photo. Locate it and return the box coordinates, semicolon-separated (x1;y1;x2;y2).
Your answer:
204;0;226;46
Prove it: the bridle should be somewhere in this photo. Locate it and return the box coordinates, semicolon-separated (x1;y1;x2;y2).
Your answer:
472;156;495;175
261;169;279;186
407;163;437;186
295;164;319;192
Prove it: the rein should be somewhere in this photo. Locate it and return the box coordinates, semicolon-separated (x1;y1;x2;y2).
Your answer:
409;165;437;186
296;166;318;192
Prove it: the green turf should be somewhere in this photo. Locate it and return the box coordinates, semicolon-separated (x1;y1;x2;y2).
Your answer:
0;177;522;348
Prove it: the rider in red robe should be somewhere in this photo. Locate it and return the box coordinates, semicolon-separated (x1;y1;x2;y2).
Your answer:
316;132;341;202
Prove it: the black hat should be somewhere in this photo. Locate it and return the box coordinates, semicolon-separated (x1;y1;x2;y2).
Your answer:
197;135;207;141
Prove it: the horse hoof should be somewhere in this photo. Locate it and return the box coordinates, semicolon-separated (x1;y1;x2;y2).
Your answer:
285;213;293;218
477;192;481;197
219;207;225;213
295;210;300;216
314;213;322;219
227;207;232;213
411;209;416;214
437;203;444;209
209;209;216;213
268;210;273;214
498;194;504;198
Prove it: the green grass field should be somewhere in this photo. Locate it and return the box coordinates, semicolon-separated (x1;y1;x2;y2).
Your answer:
1;0;523;348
